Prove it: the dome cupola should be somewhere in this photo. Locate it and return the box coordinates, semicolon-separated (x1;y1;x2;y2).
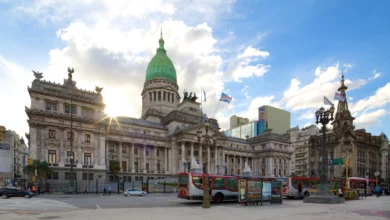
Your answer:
145;32;177;83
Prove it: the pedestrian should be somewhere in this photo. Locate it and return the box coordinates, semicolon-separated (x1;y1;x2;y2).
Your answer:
84;187;88;195
103;187;107;196
338;188;343;198
108;186;111;195
375;186;380;198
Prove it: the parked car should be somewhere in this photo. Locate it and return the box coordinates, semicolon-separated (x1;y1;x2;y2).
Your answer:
0;188;34;199
123;188;147;197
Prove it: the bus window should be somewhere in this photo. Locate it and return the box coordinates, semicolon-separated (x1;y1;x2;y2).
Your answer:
179;174;188;187
226;177;237;190
303;180;310;187
192;176;202;187
213;177;224;189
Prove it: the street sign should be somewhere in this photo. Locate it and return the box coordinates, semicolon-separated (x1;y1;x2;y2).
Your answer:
374;171;380;176
332;158;344;165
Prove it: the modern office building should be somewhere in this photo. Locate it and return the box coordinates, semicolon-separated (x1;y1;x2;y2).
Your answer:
258;105;290;135
230;115;249;129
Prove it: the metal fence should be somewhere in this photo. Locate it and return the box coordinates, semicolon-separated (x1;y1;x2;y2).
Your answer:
46;177;178;194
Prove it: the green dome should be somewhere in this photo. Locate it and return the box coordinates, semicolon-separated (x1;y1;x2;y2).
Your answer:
145;35;177;83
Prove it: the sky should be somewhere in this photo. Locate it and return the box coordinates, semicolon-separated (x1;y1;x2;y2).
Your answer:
0;0;389;140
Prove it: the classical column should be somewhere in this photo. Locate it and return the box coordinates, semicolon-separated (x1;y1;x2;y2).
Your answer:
131;143;135;172
190;142;194;162
170;141;175;174
207;146;211;173
29;126;38;160
154;146;158;173
77;131;82;166
59;128;64;164
119;142;123;172
105;141;109;167
267;157;274;177
233;156;236;175
164;148;168;173
181;142;185;171
240;156;243;174
143;144;146;173
41;127;46;161
94;132;98;166
215;147;218;174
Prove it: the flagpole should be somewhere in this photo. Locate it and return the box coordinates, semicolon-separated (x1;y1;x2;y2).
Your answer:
212;100;221;119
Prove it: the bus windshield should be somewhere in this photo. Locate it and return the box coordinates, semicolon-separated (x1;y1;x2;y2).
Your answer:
179;174;188;187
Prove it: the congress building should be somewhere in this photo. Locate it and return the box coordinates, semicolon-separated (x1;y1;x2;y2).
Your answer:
25;34;293;185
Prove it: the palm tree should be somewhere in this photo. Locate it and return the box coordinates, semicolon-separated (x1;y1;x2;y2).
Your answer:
23;160;52;188
109;160;121;182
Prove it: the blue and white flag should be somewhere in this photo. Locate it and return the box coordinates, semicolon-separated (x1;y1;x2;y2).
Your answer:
334;92;345;102
220;93;232;103
203;89;206;102
202;113;208;122
324;96;334;106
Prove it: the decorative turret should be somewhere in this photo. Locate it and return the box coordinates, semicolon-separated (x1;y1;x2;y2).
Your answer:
332;73;355;134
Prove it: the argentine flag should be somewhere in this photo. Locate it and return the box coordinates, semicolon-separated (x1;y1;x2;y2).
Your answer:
220;93;232;103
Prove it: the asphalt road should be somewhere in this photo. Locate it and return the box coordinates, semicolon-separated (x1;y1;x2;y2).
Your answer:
47;194;238;209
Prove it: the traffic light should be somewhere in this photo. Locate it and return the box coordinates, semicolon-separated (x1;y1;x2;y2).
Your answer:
28;157;33;165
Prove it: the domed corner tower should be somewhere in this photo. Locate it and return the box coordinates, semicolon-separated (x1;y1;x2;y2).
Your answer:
141;32;180;121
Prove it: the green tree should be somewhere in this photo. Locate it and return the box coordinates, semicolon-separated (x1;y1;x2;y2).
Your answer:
109;160;121;182
23;160;52;188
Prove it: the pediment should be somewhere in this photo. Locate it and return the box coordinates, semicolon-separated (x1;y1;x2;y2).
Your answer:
170;123;227;140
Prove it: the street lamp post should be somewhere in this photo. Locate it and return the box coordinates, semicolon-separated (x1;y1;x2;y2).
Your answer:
304;105;344;204
197;122;212;208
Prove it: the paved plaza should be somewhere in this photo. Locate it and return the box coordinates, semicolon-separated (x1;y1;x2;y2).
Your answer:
0;194;389;219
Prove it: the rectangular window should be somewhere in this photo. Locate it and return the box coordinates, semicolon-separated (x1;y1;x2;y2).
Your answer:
134;147;138;154
49;130;56;138
284;169;286;176
146;163;149;171
153;91;156;101
262;169;265;176
109;145;114;152
211;153;214;159
279;169;281;176
167;93;170;102
48;150;56;163
187;150;190;156
171;94;174;103
67;132;73;140
192;176;202;187
52;172;59;180
64;104;76;114
213;177;224;188
109;175;114;182
122;146;126;153
163;91;166;101
65;172;70;180
149;92;152;102
226;177;238;190
83;173;88;180
156;149;160;156
274;169;276;176
146;149;150;156
89;173;93;180
179;149;182;155
158;91;161;101
85;134;91;142
84;153;91;165
135;162;139;171
46;102;52;111
122;161;127;170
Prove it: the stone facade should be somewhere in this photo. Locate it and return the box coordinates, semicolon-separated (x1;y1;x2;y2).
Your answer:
288;125;319;177
25;36;293;185
308;75;390;186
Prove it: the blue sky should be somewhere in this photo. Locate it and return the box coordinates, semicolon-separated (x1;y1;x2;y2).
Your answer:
0;0;389;139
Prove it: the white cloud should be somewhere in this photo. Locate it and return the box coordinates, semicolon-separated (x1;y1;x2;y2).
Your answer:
354;109;387;129
349;83;390;114
0;56;31;138
237;46;269;59
369;69;381;80
281;63;367;111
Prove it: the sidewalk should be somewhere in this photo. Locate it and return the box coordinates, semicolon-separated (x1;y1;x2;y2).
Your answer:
4;196;390;220
38;192;176;198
